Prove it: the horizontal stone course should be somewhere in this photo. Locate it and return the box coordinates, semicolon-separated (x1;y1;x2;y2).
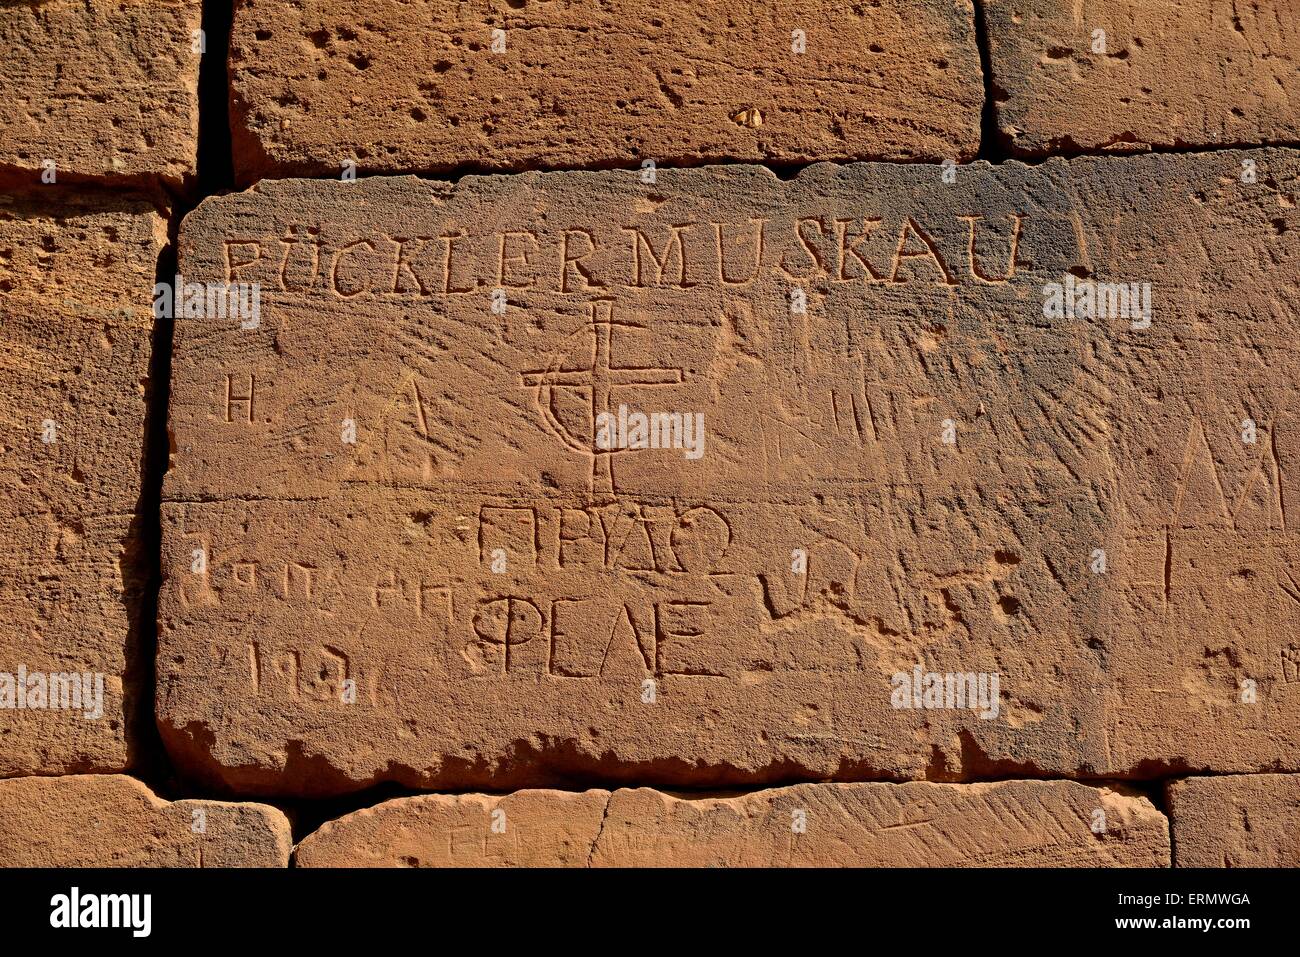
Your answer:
0;0;202;189
228;0;982;183
295;780;1170;867
161;149;1300;796
0;775;291;867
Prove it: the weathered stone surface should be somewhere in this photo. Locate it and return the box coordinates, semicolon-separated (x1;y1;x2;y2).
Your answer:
296;788;609;867
983;0;1300;156
1169;773;1300;866
296;781;1168;867
228;0;982;184
162;149;1300;796
0;774;290;866
0;0;202;189
1;192;165;776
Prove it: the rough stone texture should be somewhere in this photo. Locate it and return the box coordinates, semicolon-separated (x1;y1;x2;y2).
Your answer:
0;0;203;190
983;0;1300;156
1169;773;1300;866
0;191;165;776
160;149;1300;796
0;774;291;866
295;781;1168;867
1;0;1296;872
297;788;610;867
228;0;982;184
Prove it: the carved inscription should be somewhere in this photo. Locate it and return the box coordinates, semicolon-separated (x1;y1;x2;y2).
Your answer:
162;156;1300;793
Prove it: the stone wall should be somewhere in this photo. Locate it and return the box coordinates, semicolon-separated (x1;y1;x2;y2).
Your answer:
1;0;1298;868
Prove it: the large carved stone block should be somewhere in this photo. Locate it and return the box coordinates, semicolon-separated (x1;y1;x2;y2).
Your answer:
162;151;1300;795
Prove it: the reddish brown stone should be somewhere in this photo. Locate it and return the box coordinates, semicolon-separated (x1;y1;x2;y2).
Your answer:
0;775;291;867
983;0;1300;155
296;789;609;867
296;781;1169;867
1169;773;1300;866
0;0;202;189
1;192;165;776
160;150;1300;796
228;0;982;184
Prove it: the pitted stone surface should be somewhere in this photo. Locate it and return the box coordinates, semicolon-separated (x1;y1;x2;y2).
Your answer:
0;0;1295;873
0;0;202;189
295;781;1169;867
1169;773;1300;866
984;0;1300;156
228;0;982;184
0;775;291;867
160;151;1300;796
1;191;165;776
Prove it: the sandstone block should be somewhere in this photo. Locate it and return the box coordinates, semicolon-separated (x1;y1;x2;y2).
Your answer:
297;788;610;867
1;192;165;776
295;780;1169;867
162;149;1300;795
0;774;291;867
229;0;982;183
1169;773;1300;866
983;0;1300;156
0;0;203;189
